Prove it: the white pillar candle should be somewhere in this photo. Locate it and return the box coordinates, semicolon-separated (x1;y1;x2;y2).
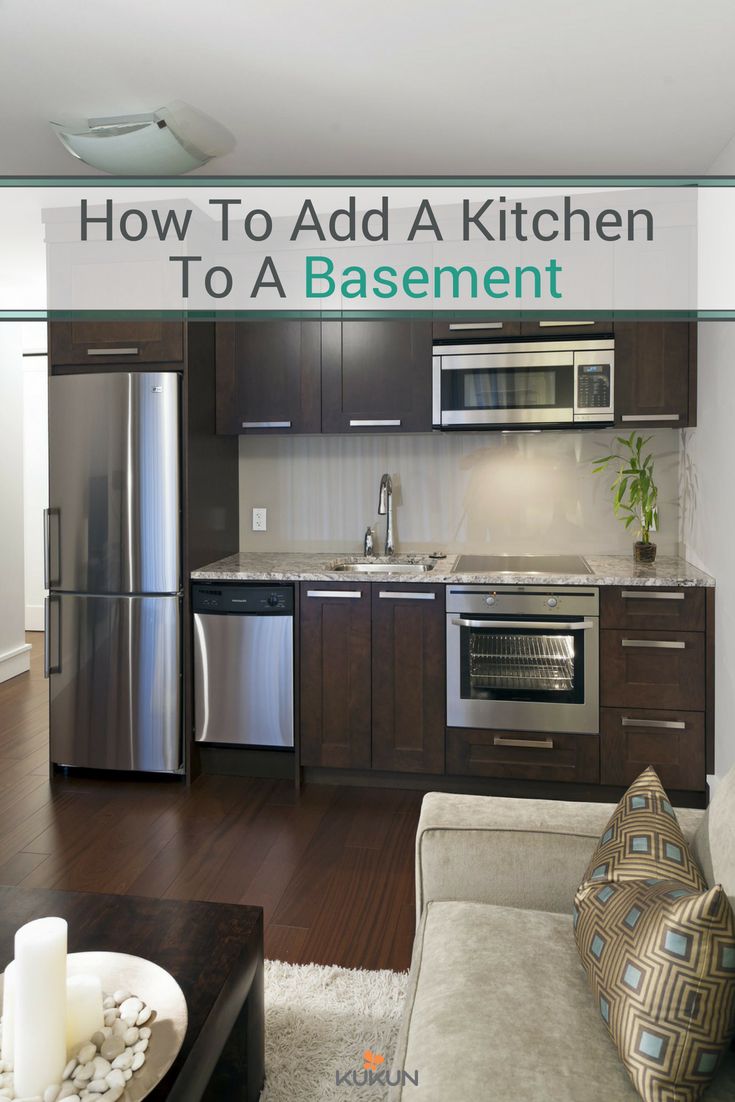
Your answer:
14;917;67;1097
1;961;16;1067
66;974;103;1054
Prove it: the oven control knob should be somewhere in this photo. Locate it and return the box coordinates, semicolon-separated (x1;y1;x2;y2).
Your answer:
546;597;559;608
485;595;496;606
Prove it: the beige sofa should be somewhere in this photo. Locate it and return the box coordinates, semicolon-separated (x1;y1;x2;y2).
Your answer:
391;767;735;1101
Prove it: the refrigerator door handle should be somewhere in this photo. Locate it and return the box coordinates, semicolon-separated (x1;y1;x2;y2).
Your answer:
43;507;61;588
44;595;61;678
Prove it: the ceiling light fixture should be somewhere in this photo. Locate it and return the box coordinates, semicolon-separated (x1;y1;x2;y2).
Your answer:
49;101;234;175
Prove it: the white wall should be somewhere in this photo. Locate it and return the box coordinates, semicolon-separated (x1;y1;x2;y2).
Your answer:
0;324;31;681
239;428;682;556
22;351;48;631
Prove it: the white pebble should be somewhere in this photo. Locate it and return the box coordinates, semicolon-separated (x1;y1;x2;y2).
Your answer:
135;1005;152;1026
101;1036;124;1062
89;1032;105;1050
123;1070;132;1082
118;998;142;1020
111;1020;126;1040
112;990;131;1006
105;1069;125;1090
103;1009;118;1027
131;1053;145;1072
63;1096;81;1102
92;1057;111;1079
105;1089;123;1102
15;1096;43;1101
58;1086;77;1100
44;1087;60;1102
102;996;115;1010
76;1043;96;1066
122;1027;138;1046
74;1066;93;1083
86;1081;108;1094
133;1038;148;1054
110;1053;132;1071
139;1026;151;1040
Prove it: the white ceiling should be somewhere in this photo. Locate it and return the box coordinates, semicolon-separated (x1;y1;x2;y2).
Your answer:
2;0;735;176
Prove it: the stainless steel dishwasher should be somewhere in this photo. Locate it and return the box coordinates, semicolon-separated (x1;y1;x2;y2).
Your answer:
192;583;294;748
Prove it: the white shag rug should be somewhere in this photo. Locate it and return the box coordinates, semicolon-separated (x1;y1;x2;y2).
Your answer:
262;959;409;1101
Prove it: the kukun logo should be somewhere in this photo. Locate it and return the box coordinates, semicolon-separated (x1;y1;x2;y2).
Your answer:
335;1049;419;1088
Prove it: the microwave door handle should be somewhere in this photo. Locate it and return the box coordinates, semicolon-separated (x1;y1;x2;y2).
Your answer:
450;618;595;630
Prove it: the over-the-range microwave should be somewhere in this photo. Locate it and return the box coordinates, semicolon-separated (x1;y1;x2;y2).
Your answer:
432;337;614;429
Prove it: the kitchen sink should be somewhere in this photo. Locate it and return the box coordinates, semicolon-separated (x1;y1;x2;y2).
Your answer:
329;559;435;574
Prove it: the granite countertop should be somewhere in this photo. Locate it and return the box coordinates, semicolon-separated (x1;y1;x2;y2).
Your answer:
191;551;714;587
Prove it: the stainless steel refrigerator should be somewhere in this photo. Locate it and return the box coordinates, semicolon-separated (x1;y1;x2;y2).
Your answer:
45;371;182;773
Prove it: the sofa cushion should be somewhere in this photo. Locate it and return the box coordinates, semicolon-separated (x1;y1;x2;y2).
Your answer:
693;764;735;912
575;878;735;1101
389;900;735;1102
580;767;706;891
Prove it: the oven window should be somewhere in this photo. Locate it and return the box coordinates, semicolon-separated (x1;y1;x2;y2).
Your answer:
463;368;557;410
459;625;585;704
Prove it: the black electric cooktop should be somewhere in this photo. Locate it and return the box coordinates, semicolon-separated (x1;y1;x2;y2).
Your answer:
452;554;592;575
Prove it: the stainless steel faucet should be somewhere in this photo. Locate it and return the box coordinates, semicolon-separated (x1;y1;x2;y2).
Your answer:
378;473;394;555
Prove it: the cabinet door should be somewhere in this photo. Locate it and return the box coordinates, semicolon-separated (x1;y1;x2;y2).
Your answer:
433;317;520;341
299;583;371;768
600;708;705;791
216;320;321;435
519;319;613;338
371;585;445;774
446;728;599;783
321;319;432;433
50;320;184;367
600;629;705;711
614;322;693;427
600;586;705;633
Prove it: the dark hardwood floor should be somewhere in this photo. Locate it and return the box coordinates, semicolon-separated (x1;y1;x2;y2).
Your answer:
0;635;422;971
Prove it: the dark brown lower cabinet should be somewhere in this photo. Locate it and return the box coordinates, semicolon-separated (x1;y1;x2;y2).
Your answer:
600;629;705;711
371;585;445;774
600;708;705;790
299;584;371;769
446;729;599;784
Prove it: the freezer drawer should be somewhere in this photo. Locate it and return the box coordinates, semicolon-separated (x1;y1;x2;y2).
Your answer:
48;594;182;772
47;372;180;594
193;611;294;748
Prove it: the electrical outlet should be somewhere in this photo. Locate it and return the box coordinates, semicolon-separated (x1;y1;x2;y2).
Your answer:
252;507;267;532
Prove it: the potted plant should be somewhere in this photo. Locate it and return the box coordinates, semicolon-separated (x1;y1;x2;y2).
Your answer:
593;432;659;563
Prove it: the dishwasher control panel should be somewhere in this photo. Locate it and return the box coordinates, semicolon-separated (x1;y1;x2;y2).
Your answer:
192;583;294;615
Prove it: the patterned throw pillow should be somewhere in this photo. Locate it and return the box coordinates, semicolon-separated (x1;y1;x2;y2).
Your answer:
575;768;735;1102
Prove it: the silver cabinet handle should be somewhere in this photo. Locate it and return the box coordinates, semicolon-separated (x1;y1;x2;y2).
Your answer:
621;414;680;422
493;736;554;749
306;590;362;599
44;595;61;677
621;590;685;600
43;507;60;588
242;420;292;429
621;638;686;649
349;419;401;427
538;320;595;327
621;717;686;729
87;347;139;356
378;591;435;600
448;322;503;330
451;618;594;630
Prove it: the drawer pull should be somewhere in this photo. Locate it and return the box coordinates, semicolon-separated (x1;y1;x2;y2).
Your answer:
621;638;686;649
620;413;680;422
87;347;139;356
306;590;362;599
378;591;435;600
621;717;686;730
242;420;292;429
621;590;685;601
448;322;503;330
349;419;401;427
493;736;554;750
538;320;595;327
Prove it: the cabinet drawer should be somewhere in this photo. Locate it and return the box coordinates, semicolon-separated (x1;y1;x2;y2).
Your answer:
519;318;613;337
446;728;599;783
600;708;705;791
600;630;705;711
600;586;705;632
433;318;520;340
50;321;184;366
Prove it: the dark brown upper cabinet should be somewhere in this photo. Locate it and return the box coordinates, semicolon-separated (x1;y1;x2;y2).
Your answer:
614;322;695;428
49;320;184;367
519;318;614;338
433;317;520;341
215;320;321;435
321;319;432;433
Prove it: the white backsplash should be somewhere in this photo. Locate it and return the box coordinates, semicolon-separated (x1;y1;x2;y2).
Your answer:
238;429;682;556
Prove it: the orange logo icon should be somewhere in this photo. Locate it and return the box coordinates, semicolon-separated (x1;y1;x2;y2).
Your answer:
363;1050;385;1072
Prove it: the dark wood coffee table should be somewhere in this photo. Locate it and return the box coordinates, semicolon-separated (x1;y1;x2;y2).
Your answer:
0;887;264;1101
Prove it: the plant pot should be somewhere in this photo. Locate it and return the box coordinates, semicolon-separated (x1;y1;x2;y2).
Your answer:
634;541;657;564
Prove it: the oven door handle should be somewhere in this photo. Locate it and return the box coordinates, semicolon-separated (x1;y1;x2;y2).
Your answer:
450;618;596;630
